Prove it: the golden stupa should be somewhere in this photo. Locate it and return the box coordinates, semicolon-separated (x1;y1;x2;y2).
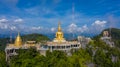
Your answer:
14;32;22;47
53;22;66;42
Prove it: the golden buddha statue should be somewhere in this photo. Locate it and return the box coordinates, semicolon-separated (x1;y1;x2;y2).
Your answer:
53;22;66;42
14;32;22;47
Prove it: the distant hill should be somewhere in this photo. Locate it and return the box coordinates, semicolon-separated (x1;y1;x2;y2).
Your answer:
21;33;49;42
0;38;10;51
0;33;49;51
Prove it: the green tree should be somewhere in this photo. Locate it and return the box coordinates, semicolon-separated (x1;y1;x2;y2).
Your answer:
0;51;7;67
94;49;112;67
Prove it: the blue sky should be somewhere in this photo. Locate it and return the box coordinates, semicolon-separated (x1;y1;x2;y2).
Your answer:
0;0;120;35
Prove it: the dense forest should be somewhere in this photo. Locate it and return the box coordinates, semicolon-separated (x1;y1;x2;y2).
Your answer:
0;28;120;67
8;41;120;67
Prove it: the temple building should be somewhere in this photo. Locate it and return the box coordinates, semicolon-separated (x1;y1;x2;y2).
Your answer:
100;31;114;47
77;36;91;48
38;22;81;55
5;22;81;61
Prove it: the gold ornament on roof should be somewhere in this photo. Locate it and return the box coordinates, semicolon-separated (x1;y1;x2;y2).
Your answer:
14;32;22;47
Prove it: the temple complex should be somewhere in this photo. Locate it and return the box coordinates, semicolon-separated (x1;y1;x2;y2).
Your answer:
5;22;81;61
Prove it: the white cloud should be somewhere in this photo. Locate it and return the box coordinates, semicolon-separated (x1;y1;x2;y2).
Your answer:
82;24;88;30
51;27;56;32
31;26;42;30
67;23;88;33
66;20;107;35
0;16;108;35
0;19;9;29
10;26;16;31
0;22;17;30
14;18;23;23
68;23;77;33
0;24;8;29
0;18;8;23
92;20;107;27
78;25;88;32
89;20;107;34
0;18;18;31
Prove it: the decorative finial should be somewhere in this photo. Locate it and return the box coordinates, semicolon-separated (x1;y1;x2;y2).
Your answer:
14;32;22;47
18;32;20;36
58;21;61;32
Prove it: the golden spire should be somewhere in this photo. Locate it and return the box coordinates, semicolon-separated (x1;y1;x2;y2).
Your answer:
58;22;61;32
14;32;22;47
